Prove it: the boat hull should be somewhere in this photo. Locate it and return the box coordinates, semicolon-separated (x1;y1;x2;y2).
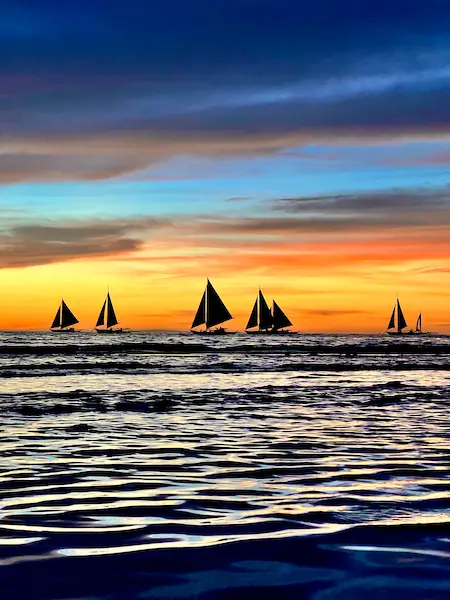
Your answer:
246;329;294;335
191;328;233;335
50;328;78;333
95;328;126;334
386;331;430;336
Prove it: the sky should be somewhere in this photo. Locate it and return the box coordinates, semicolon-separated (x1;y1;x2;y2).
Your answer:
1;0;450;332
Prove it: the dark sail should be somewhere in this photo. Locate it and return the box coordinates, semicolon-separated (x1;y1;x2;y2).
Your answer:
96;300;106;327
191;291;206;328
51;306;61;329
272;300;292;330
416;313;422;332
387;306;396;330
397;299;407;331
246;299;258;329
258;290;273;330
61;300;78;329
106;293;118;328
206;280;232;328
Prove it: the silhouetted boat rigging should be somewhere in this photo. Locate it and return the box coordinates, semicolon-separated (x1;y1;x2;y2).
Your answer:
386;299;432;336
415;313;422;334
191;279;233;334
386;298;407;335
95;292;127;334
407;312;431;335
50;300;79;333
246;289;293;334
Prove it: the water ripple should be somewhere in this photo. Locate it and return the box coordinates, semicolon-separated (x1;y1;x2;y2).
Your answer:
1;333;450;598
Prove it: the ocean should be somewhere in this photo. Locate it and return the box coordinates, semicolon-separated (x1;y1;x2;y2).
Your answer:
1;331;450;599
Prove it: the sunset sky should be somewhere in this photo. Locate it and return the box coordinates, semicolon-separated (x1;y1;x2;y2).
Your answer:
1;0;450;331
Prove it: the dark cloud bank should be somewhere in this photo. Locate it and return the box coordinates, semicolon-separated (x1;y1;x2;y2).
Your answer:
1;186;449;268
1;0;450;182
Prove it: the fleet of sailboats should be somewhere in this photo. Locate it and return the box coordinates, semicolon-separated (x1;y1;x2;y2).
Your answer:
245;288;293;334
48;285;434;335
50;291;128;333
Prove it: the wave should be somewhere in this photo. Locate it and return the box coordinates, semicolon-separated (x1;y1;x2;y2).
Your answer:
1;332;450;598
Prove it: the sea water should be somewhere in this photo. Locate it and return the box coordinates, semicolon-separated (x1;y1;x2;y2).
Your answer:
1;332;450;599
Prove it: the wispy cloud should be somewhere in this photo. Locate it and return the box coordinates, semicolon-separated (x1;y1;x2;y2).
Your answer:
304;309;369;317
1;186;450;271
0;218;171;268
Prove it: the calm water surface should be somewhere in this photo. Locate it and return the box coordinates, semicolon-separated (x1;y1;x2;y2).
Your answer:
1;332;450;599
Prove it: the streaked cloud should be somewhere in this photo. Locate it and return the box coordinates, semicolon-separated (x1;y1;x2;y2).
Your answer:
2;1;450;182
2;186;449;272
0;218;171;268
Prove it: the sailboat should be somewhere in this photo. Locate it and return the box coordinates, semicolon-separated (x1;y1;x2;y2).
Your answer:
95;292;126;334
407;312;431;335
246;289;293;334
50;299;79;333
386;298;408;335
415;313;423;334
191;279;233;334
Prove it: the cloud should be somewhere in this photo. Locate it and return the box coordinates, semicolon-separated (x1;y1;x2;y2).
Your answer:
1;185;450;271
271;187;450;229
304;309;369;317
226;196;253;203
0;218;171;268
2;1;450;182
0;153;154;183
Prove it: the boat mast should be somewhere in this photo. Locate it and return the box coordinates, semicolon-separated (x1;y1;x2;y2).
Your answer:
257;286;260;330
205;279;209;331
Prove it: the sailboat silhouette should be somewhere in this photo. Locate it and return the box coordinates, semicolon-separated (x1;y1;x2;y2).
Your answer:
415;313;422;334
191;279;233;334
408;312;430;335
50;299;79;333
246;288;293;334
386;297;408;335
95;291;128;334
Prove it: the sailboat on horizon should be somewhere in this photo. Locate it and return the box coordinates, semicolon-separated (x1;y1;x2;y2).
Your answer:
415;313;423;334
246;288;293;334
191;279;233;334
95;291;127;334
408;312;431;335
386;297;408;335
50;299;79;333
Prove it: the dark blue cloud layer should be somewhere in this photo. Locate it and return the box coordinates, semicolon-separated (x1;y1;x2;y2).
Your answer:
2;1;450;158
2;0;449;76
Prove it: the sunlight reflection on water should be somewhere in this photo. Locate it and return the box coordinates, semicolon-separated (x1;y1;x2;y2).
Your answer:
1;333;450;598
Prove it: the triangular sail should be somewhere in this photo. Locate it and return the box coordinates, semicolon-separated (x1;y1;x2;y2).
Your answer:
258;290;273;330
416;313;422;333
387;306;396;330
106;293;118;328
51;306;61;329
206;280;232;328
272;300;292;330
60;300;78;329
397;299;407;331
96;300;106;327
246;299;258;329
191;291;206;328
